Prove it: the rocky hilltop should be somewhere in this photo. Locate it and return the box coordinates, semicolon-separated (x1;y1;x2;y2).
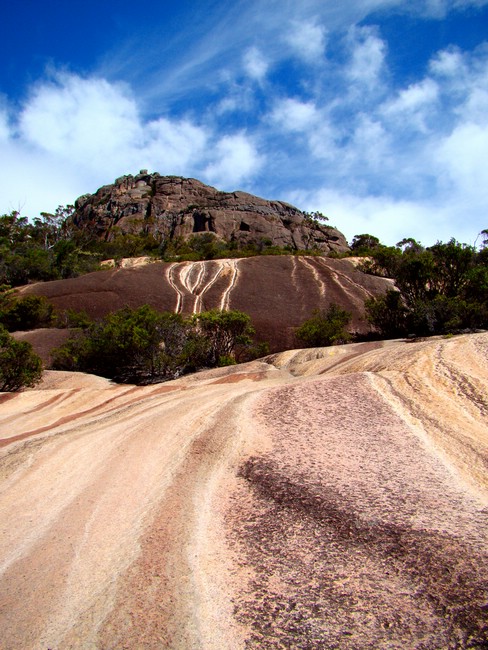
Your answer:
73;172;349;254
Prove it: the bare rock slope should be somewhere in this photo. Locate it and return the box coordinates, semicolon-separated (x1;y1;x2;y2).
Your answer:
21;255;393;353
1;332;487;649
73;173;349;254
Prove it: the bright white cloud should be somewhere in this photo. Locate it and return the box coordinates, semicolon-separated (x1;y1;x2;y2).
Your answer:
285;19;327;61
243;47;268;81
142;118;208;171
286;186;479;247
203;133;263;188
0;72;213;216
270;98;319;132
434;122;488;196
19;75;141;164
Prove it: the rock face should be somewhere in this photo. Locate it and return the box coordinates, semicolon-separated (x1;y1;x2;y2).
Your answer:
1;333;487;648
21;256;393;354
73;172;349;254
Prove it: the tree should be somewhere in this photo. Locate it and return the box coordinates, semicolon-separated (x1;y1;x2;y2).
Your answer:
0;326;43;391
192;309;256;366
365;290;409;338
295;304;352;347
52;306;260;382
350;233;380;253
0;295;56;331
53;306;191;382
428;239;476;298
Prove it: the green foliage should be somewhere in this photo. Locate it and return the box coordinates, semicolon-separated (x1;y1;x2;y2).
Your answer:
363;236;488;337
0;294;56;331
350;233;380;254
53;306;190;382
158;233;300;262
192;309;255;367
0;208;103;285
295;304;352;348
365;290;409;338
52;306;260;383
55;308;93;329
303;211;329;226
0;325;43;391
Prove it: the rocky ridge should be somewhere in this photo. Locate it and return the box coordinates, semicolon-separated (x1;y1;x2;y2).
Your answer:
73;172;349;254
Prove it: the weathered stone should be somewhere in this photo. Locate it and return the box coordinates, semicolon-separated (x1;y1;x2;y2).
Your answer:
73;172;349;254
21;256;393;353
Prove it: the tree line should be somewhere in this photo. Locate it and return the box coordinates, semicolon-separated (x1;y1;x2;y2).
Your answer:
0;208;329;288
1;204;487;391
350;233;488;338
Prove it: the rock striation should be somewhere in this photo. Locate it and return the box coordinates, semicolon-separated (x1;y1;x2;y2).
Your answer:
73;172;349;254
21;256;393;354
1;333;487;648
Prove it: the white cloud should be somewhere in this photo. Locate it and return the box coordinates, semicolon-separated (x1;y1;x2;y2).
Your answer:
203;133;264;188
19;74;141;165
381;78;439;132
285;19;327;61
464;87;488;123
349;116;390;169
286;186;481;247
0;109;10;142
270;98;319;132
346;26;387;91
0;72;212;216
384;79;439;114
398;0;488;18
429;47;466;77
434;122;488;196
141;118;208;171
243;47;268;81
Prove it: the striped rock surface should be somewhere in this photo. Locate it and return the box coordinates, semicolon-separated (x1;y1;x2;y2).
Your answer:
20;255;393;353
0;333;487;649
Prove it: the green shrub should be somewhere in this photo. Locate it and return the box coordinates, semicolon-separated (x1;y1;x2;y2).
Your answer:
0;326;43;391
295;304;352;347
51;306;261;383
0;295;56;331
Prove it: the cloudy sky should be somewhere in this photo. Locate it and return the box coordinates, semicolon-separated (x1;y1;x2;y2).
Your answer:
1;0;487;246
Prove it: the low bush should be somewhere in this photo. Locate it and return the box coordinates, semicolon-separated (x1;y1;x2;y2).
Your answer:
0;326;43;391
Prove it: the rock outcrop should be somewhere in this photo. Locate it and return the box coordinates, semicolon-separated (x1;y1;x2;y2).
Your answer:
1;333;487;648
73;172;349;254
21;256;393;354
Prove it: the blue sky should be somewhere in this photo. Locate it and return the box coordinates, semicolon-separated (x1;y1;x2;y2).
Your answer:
1;0;487;246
